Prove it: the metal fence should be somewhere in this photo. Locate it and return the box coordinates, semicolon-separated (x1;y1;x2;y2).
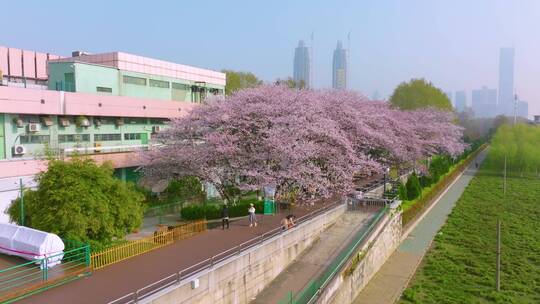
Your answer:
107;201;343;304
278;204;389;304
91;220;206;270
0;239;90;303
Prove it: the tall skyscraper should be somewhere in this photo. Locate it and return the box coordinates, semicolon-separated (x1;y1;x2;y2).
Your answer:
454;91;467;112
332;41;347;90
293;40;310;88
472;86;497;118
498;47;515;115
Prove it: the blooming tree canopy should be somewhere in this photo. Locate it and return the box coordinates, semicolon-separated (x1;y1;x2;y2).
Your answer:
144;85;465;202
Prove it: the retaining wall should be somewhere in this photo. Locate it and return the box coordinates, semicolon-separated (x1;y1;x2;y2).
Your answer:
143;204;346;304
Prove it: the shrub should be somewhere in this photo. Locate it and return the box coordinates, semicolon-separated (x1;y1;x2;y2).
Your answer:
419;175;432;188
163;176;204;204
398;182;408;201
406;172;422;200
8;157;144;247
429;155;451;182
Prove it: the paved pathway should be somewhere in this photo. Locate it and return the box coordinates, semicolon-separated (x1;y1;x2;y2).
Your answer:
252;207;379;304
353;150;487;304
19;205;322;304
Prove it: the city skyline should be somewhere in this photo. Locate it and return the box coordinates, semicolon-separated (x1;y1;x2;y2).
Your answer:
3;0;540;117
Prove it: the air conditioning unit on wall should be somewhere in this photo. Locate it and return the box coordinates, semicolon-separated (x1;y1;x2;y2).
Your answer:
27;123;40;132
12;145;26;156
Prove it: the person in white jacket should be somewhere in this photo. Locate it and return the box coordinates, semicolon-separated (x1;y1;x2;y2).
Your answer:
248;204;257;227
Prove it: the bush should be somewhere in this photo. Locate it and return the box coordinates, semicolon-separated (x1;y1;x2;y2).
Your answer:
8;157;144;247
398;182;408;201
429;155;451;182
406;172;422;200
419;175;432;188
162;176;204;204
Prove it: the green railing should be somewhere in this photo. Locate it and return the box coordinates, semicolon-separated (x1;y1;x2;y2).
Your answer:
0;239;90;303
278;205;389;304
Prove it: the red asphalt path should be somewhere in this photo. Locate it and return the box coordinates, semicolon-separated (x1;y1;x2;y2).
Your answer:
19;204;325;304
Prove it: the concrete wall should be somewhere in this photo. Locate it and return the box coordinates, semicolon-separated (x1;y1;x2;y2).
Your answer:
316;209;402;304
142;204;347;304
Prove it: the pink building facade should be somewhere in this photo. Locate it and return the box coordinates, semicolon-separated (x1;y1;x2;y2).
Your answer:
0;45;225;223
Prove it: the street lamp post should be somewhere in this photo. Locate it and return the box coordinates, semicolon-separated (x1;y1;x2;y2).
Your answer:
383;167;390;198
19;178;24;226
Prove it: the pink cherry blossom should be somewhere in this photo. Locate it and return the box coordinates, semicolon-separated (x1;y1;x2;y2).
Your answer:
143;85;465;202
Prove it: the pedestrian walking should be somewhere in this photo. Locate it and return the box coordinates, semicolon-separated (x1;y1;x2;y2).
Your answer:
248;203;257;227
221;204;230;229
475;162;479;169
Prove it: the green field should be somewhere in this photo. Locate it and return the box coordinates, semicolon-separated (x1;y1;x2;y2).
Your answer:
400;153;540;303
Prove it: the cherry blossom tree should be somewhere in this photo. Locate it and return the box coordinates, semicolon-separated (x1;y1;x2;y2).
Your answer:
144;85;465;202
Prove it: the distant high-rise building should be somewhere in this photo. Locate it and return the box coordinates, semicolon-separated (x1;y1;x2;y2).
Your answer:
498;47;515;116
332;41;347;90
517;100;528;118
293;40;310;88
472;86;497;118
455;91;467;112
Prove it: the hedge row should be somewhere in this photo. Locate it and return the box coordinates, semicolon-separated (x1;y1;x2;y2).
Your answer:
180;199;264;220
402;144;487;226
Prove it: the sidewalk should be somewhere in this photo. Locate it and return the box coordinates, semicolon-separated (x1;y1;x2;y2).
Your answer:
353;150;487;304
19;204;322;304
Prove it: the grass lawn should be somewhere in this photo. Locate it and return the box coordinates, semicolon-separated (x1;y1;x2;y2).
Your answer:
400;160;540;303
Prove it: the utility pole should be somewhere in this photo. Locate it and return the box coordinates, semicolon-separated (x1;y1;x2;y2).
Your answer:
310;31;314;89
496;219;501;291
513;93;518;125
347;30;351;90
503;155;507;195
19;178;24;226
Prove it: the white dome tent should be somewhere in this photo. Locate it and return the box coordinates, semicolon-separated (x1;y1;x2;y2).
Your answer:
0;223;65;268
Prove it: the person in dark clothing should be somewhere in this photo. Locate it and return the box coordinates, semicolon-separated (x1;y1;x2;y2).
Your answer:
475;162;479;169
221;204;230;229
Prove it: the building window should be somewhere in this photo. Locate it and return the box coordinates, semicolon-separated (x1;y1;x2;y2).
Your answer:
94;134;121;141
59;134;91;143
149;79;170;88
20;115;40;123
172;83;190;90
20;135;50;144
95;117;116;125
122;75;147;86
96;86;113;93
150;118;168;125
172;83;189;101
124;117;147;124
124;133;142;140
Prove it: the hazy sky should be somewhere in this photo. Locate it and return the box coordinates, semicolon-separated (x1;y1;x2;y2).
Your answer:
3;0;539;117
